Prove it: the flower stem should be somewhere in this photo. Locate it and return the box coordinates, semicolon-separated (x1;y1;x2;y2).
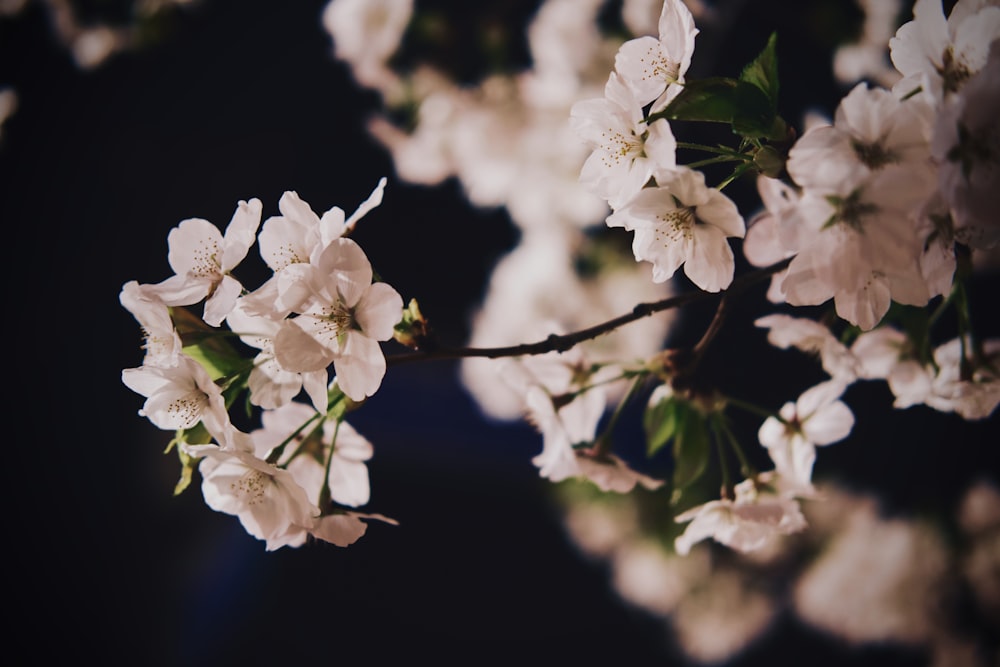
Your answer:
723;395;782;422
591;375;646;458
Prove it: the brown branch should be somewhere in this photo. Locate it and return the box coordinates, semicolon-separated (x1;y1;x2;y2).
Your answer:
386;257;791;368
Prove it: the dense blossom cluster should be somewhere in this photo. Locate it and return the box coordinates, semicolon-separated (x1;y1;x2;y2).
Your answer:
122;184;402;548
121;0;999;577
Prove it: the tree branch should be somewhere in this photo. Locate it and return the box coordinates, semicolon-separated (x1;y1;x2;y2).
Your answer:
386;257;791;367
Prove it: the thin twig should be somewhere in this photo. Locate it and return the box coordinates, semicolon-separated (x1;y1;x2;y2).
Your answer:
387;257;792;367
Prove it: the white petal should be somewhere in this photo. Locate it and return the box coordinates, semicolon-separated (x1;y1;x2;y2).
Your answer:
355;282;404;340
334;331;386;401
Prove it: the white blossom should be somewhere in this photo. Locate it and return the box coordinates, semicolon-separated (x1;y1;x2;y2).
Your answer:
273;238;403;402
322;0;412;94
119;280;182;368
674;478;807;555
755;313;860;381
147;198;263;326
225;299;329;413
570;71;677;208
614;0;699;110
186;433;321;551
608;167;745;292
252;401;374;508
121;354;230;436
931;40;1000;249
758;380;855;492
889;0;1000;104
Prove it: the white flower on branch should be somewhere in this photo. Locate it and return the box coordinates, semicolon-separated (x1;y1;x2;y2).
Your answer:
608;166;745;292
570;71;678;209
758;379;855;493
122;354;230;436
225;300;330;414
614;0;698;111
252;401;374;508
322;0;412;94
119;280;183;369
147;198;263;327
889;0;1000;105
186;433;322;551
273;238;404;402
931;39;1000;250
674;478;808;556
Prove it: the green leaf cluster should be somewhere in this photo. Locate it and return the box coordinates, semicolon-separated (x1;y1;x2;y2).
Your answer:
644;391;710;502
649;32;785;141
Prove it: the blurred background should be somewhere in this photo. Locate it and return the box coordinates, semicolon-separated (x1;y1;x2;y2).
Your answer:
3;0;998;664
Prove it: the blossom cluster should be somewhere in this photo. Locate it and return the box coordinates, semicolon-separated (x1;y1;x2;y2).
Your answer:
122;183;403;549
121;0;1000;562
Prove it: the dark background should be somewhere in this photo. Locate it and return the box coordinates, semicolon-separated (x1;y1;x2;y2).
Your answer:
3;0;997;664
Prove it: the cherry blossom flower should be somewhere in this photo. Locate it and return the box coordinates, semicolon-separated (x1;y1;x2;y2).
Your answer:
273;238;403;402
119;280;182;368
252;401;374;508
743;175;802;303
498;340;661;492
757;380;855;492
122;354;231;436
322;0;412;93
754;313;860;381
146;198;263;327
614;0;698;110
674;478;807;555
849;324;911;380
890;337;1000;419
225;299;329;413
245;181;387;319
257;180;387;273
778;166;933;330
931;40;1000;249
607;167;745;292
832;0;903;89
570;71;677;208
185;432;322;551
889;0;1000;104
785;82;932;197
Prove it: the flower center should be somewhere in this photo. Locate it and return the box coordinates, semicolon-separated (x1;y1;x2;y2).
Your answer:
937;46;972;94
599;126;642;168
638;43;681;85
231;470;268;506
824;189;878;231
167;391;207;427
655;205;696;245
190;238;222;279
851;139;896;169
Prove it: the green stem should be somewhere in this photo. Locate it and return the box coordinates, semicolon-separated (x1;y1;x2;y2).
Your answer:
266;411;324;465
685;155;747;170
716;162;753;191
591;375;646;458
676;142;746;158
723;395;783;423
709;415;731;498
716;413;757;479
318;419;342;508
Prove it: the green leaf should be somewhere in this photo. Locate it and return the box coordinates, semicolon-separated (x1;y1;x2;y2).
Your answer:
644;394;680;457
172;306;246;380
644;392;711;496
173;445;197;496
739;31;779;113
732;81;776;138
649;77;739;125
672;405;710;495
168;423;212;496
